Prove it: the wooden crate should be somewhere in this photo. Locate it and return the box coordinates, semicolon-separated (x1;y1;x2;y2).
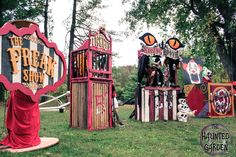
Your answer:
136;87;180;122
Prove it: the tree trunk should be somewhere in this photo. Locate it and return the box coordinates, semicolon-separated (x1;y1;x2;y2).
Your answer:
67;0;77;90
44;0;49;39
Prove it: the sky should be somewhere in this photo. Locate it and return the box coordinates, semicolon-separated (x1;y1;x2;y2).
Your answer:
43;0;171;67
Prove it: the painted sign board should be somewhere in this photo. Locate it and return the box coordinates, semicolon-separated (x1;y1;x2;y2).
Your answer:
208;83;234;118
182;57;203;84
0;22;66;101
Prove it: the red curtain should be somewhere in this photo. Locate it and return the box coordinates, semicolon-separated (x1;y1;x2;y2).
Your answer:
0;90;40;148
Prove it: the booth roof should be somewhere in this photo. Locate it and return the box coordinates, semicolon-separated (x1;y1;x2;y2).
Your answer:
74;40;90;52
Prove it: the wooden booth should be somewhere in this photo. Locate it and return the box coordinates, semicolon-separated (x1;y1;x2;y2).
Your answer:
70;27;112;130
135;33;184;122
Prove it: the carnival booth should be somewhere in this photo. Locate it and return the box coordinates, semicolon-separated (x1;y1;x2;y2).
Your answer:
135;33;184;122
70;27;112;130
0;20;66;151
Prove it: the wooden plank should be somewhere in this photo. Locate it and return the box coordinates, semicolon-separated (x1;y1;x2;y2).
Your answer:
92;82;96;129
149;90;154;122
99;83;105;128
96;82;99;129
144;89;149;122
141;88;145;122
97;82;100;129
104;83;107;128
159;90;164;120
71;83;78;127
167;90;173;120
172;90;177;120
164;90;168;121
73;83;76;127
83;83;88;128
78;83;81;128
154;90;159;121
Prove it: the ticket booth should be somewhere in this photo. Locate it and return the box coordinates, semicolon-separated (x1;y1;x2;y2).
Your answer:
70;27;112;130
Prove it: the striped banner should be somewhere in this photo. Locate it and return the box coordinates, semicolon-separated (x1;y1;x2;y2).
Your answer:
0;22;66;101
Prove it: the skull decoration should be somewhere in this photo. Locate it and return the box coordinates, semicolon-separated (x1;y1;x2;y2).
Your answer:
177;112;188;122
178;98;190;112
177;98;194;122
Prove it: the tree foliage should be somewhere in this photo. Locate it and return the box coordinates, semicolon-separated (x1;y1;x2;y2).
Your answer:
112;65;137;101
0;0;45;26
124;0;236;81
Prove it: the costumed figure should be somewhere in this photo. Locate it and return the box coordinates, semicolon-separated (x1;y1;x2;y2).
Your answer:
202;66;212;83
165;57;180;86
146;56;164;86
112;83;124;127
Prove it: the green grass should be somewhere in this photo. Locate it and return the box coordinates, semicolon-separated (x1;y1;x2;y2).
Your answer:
0;105;235;157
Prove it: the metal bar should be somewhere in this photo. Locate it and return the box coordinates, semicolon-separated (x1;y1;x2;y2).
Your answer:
39;91;70;106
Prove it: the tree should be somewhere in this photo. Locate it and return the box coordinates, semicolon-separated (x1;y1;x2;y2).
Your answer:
112;65;137;101
66;0;103;90
43;0;55;39
0;0;45;27
123;69;137;101
123;0;236;81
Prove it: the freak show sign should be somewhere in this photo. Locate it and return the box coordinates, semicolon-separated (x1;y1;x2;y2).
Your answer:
0;21;66;150
0;21;66;101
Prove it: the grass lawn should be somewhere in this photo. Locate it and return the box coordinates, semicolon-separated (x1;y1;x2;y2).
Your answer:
0;104;235;157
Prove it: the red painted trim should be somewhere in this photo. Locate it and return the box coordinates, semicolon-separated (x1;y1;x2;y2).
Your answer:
109;82;112;127
87;78;92;130
145;86;181;91
90;77;112;81
71;77;89;82
89;69;112;75
90;47;112;54
0;22;66;102
149;90;154;121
